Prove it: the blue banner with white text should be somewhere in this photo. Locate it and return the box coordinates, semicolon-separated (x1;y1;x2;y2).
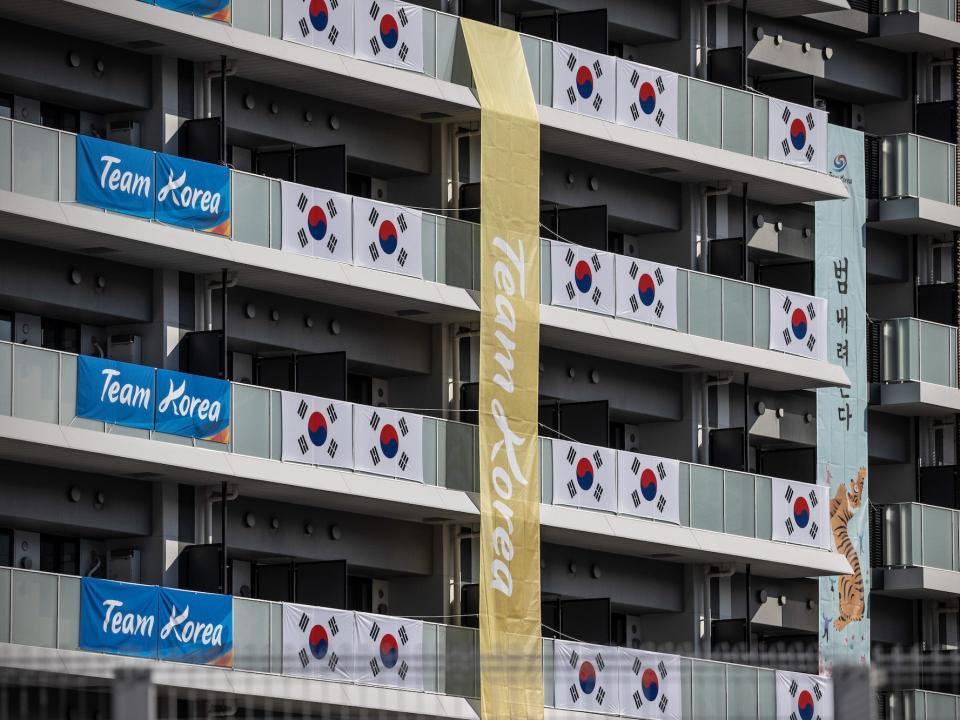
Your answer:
79;577;159;658
76;355;156;429
155;0;232;22
158;587;233;666
154;369;231;443
155;153;231;235
76;135;155;219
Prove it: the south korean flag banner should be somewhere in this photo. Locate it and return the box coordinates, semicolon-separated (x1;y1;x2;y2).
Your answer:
355;0;423;73
281;391;354;470
355;612;423;691
282;0;355;56
616;451;680;525
615;59;678;138
615;255;678;330
768;98;828;173
353;197;423;279
552;43;616;123
769;288;827;361
281;602;356;681
771;477;829;549
281;180;353;264
775;670;833;720
554;639;619;715
353;405;423;482
551;440;616;513
550;241;615;316
618;648;681;720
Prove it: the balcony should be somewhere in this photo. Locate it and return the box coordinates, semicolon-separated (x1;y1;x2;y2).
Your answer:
874;502;960;598
885;690;960;719
868;0;960;52
0;341;849;577
874;318;960;415
870;134;960;234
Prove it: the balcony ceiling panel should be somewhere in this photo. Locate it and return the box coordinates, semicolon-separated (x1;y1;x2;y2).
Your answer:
862;12;960;53
874;567;960;599
731;0;852;17
876;382;960;417
870;198;960;236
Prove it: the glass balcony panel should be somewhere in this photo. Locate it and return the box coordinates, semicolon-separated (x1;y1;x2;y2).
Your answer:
269;600;283;673
690;464;724;532
676;76;689;141
688;272;722;340
722;279;753;346
758;669;778;716
13;122;59;200
918;0;954;20
59;353;77;425
678;462;691;526
723;470;756;537
920;504;954;569
422;214;439;283
542;637;556;707
58;575;80;650
269;179;282;250
885;318;920;382
539;39;553;105
722;88;753;156
0;568;9;643
920;321;954;387
687;80;722;148
0;342;11;416
13;345;59;423
755;476;773;540
230;0;269;31
59;132;76;202
444;624;479;697
424;417;440;486
11;569;58;648
270;0;282;38
924;691;959;719
232;597;273;673
918;137;951;204
540;437;553;505
232;384;271;459
444;217;479;290
444;420;478;492
540;239;552;305
726;665;759;717
422;621;439;693
0;118;11;191
753;285;770;348
753;95;768;159
520;35;543;105
270;389;282;460
675;268;689;333
233;172;272;247
691;660;726;719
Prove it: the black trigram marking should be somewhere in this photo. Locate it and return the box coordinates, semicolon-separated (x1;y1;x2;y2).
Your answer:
630;69;640;87
630;103;639;121
368;1;380;19
299;17;309;37
656;76;665;94
298;613;309;632
566;446;577;465
297;228;309;248
329;617;339;635
369;36;381;55
326;235;337;253
368;242;380;261
658;660;668;678
398;659;409;679
809;490;818;508
630;457;641;474
790;712;798;720
566;53;577;72
328;26;339;44
789;679;799;697
326;198;338;217
656;462;666;480
783;296;793;313
806;302;816;320
565;281;576;300
590;253;601;271
298;436;309;454
369;621;380;641
592;60;603;78
656;109;665;126
569;650;579;667
297;192;308;212
654;267;664;285
398;248;408;266
806;112;815;129
807;335;817;351
370;658;381;676
299;647;309;667
629;295;639;312
785;486;795;502
398;626;409;644
327;439;338;458
593;485;604;502
567;87;577;105
370;447;381;465
782;139;791;156
596;654;605;671
631;489;641;508
810;522;819;539
564;248;575;267
659;696;669;712
369;412;381;430
591;287;602;304
596;687;606;704
367;207;380;226
328;651;339;671
398;6;408;25
397;213;408;232
785;518;795;535
398;452;409;471
399;42;409;62
297;400;308;419
813;683;823;700
655;300;665;317
567;479;577;498
331;0;338;7
781;106;792;124
592;94;603;112
592;450;603;468
569;685;580;703
398;417;409;436
633;690;643;708
657;496;666;512
805;146;815;161
632;658;642;675
783;328;792;345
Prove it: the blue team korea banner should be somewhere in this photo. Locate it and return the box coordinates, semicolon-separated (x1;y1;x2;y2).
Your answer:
158;587;233;667
76;355;156;430
155;0;232;22
155;369;231;443
76;135;155;219
79;577;159;658
155;153;231;236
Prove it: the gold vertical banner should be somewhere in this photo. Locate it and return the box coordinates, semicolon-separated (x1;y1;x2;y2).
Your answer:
461;19;544;720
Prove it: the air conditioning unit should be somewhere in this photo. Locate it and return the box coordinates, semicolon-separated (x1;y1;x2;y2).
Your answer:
108;334;142;364
107;120;141;147
109;548;142;583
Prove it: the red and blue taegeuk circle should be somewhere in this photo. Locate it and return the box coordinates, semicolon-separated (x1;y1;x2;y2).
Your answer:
576;457;595;491
308;411;328;446
380;14;399;49
797;690;815;720
309;624;329;659
641;668;659;701
640;468;658;502
380;423;399;459
638;273;656;307
380;633;399;669
574;260;592;293
578;661;597;695
308;206;328;241
791;307;808;340
309;0;329;31
638;82;657;115
793;496;811;529
790;118;807;151
379;220;398;255
576;66;594;99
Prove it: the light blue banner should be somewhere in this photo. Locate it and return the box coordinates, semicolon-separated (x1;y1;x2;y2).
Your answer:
155;369;231;443
158;587;233;666
76;135;155;219
76;355;156;430
155;153;231;235
79;577;158;658
816;125;870;673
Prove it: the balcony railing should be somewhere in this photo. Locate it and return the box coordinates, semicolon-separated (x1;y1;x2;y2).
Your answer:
881;502;960;572
0;117;481;291
882;318;958;388
881;134;957;205
882;0;958;20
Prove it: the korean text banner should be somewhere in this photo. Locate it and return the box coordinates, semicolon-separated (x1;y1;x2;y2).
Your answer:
155;152;231;235
79;577;159;659
158;587;233;666
155;369;231;443
155;0;232;22
461;19;544;720
76;135;155;219
76;355;156;430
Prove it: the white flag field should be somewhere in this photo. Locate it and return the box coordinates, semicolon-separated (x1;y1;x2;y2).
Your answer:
282;602;356;681
552;43;616;122
353;404;424;482
619;649;682;720
768;98;828;173
353;197;423;278
769;288;827;361
775;670;834;720
355;0;423;72
281;180;353;263
354;611;423;690
616;450;680;525
282;0;355;55
554;640;620;714
280;391;355;470
550;241;615;315
771;476;830;549
615;59;678;138
614;255;678;330
551;439;617;513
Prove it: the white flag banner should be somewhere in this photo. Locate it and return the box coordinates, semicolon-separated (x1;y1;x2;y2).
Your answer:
352;197;423;279
768;99;828;173
615;255;678;330
355;0;423;73
769;288;827;361
354;612;423;690
282;0;356;56
554;639;620;715
550;241;616;316
281;602;356;681
551;439;616;513
771;477;829;549
618;648;682;720
616;451;680;525
281;180;353;264
615;59;678;138
281;391;354;470
353;405;423;482
552;43;616;123
775;670;833;720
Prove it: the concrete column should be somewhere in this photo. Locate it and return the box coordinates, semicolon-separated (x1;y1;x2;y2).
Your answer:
113;668;156;720
140;481;181;587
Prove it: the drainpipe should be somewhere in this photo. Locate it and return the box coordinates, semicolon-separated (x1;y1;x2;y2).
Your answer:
203;274;237;332
741;0;748;90
703;565;735;658
206;484;239;545
954;20;960;480
743;372;750;472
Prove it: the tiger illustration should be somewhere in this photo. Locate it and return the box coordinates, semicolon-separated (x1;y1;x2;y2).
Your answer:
832;467;866;631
